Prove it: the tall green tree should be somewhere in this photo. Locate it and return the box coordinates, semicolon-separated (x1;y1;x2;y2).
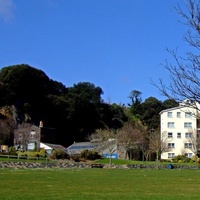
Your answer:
139;97;162;130
128;90;142;119
0;64;128;146
162;99;178;110
0;118;15;146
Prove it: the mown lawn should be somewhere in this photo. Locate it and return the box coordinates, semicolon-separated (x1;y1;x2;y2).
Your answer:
1;168;200;200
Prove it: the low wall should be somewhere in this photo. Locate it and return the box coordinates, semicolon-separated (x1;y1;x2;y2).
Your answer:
0;161;200;169
0;161;91;169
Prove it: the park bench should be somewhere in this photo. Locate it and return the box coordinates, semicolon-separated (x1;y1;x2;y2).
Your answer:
91;164;104;168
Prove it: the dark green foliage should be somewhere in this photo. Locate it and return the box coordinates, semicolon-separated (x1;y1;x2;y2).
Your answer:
70;154;80;162
80;149;101;160
8;146;17;155
49;149;69;159
64;82;103;140
128;90;142;118
68;82;103;104
162;99;179;110
139;97;162;129
127;95;178;130
0;64;178;148
0;118;14;146
0;64;49;105
16;149;46;159
172;155;191;163
0;64;128;146
0;146;17;156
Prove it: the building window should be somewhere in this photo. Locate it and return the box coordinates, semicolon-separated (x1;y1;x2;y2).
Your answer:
168;112;173;118
184;122;192;128
30;131;36;139
177;112;181;118
168;122;175;128
168;153;175;159
185;132;192;138
185;153;193;158
177;132;181;138
168;143;175;148
185;112;192;118
184;143;192;148
168;132;173;138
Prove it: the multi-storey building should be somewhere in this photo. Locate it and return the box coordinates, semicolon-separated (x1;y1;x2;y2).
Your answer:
160;100;200;160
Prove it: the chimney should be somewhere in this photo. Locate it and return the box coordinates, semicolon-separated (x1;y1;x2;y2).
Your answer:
39;121;43;127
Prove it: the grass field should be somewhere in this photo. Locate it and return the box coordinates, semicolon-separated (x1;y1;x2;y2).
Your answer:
1;168;200;200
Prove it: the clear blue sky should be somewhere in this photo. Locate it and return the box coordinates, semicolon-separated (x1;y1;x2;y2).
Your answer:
0;0;188;105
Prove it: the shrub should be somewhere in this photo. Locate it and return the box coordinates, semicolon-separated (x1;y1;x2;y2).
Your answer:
17;149;47;160
17;151;27;159
49;149;69;160
191;155;198;162
0;146;17;156
71;155;80;162
172;155;191;163
39;148;46;158
80;150;101;160
160;159;171;162
8;146;17;155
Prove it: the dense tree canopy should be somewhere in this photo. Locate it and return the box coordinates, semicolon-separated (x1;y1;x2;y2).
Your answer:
0;64;50;104
0;64;127;146
139;97;162;130
0;64;179;147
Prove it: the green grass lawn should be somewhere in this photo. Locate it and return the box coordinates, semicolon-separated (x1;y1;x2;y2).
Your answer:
96;158;171;165
1;168;200;200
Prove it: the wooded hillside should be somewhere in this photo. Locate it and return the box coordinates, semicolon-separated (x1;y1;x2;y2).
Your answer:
0;64;177;146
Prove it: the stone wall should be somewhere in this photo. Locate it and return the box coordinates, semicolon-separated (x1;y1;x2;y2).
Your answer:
0;161;91;169
0;161;200;169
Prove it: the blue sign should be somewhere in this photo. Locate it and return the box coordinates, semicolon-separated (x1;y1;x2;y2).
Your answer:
102;153;118;159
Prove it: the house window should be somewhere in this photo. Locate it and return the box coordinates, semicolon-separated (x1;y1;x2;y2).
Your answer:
185;112;192;118
184;143;192;148
177;112;181;118
185;132;192;138
168;112;173;118
168;143;175;148
184;122;192;128
168;153;175;159
168;122;175;128
177;132;181;138
168;132;173;138
185;153;193;158
30;131;36;139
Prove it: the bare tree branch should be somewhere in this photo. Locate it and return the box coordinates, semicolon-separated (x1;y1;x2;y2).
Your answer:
152;0;200;110
149;130;170;161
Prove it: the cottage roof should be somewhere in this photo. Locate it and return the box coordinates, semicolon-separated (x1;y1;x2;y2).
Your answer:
41;143;67;151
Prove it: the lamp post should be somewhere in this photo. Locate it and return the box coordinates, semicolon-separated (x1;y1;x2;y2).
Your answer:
38;121;43;151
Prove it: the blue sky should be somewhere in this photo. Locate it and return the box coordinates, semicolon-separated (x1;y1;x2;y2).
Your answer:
0;0;188;105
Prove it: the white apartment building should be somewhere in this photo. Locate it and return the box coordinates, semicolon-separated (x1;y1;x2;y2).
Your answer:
160;100;200;160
